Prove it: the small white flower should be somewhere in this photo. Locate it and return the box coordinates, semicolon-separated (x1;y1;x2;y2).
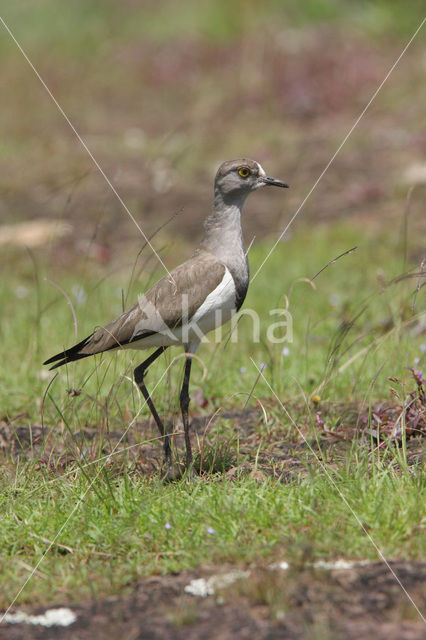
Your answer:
37;370;51;381
281;346;290;357
15;286;29;299
239;367;247;374
164;522;171;530
72;285;87;306
123;127;146;150
259;363;267;371
328;293;341;307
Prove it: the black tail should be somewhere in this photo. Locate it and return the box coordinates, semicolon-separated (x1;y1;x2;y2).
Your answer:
43;335;93;370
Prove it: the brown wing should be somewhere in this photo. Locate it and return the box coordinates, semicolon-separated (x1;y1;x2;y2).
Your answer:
44;251;226;367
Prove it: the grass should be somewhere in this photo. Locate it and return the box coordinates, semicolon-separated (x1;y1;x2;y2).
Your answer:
1;221;424;423
2;0;425;57
0;453;424;607
0;219;424;608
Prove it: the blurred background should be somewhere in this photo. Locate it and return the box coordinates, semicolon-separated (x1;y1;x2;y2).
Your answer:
0;0;425;417
1;0;425;258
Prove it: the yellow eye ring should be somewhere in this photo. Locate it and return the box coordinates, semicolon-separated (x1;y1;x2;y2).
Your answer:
238;167;250;178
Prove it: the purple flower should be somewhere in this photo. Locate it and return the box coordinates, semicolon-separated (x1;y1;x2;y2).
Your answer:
315;412;324;428
206;526;215;535
412;369;424;384
164;522;171;530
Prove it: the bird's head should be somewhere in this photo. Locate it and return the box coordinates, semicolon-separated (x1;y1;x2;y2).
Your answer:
214;159;288;203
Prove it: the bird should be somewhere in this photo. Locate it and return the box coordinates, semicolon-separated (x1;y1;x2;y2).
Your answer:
44;159;288;473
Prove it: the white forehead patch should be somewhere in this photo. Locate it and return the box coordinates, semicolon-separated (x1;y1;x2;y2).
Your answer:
256;162;266;177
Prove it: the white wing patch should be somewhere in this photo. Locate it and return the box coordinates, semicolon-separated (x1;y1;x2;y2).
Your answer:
122;267;236;350
191;267;236;330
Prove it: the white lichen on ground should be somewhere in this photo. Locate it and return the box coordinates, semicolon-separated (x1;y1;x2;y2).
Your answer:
184;570;251;597
2;607;77;627
185;559;373;597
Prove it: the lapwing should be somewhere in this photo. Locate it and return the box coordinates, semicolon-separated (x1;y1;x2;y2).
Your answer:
44;159;288;471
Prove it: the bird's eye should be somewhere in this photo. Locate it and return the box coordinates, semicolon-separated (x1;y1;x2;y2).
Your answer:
238;167;250;178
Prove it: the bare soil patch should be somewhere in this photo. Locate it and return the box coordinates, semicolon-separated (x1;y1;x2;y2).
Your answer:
1;401;424;639
1;398;424;478
1;561;425;639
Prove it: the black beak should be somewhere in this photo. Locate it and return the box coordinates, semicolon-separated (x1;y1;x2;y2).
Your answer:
262;175;289;188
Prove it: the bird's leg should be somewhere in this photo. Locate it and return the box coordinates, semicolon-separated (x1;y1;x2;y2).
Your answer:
134;347;171;470
179;352;193;469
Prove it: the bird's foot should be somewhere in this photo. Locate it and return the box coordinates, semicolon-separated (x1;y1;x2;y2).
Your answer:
161;457;197;482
